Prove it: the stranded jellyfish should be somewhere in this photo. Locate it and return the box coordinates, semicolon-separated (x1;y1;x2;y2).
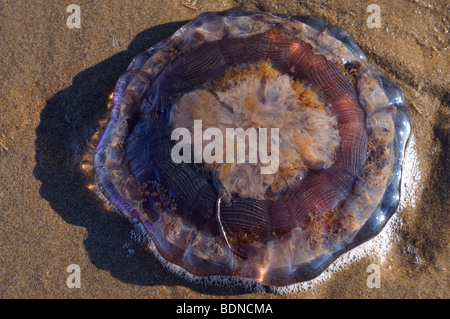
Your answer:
94;7;411;287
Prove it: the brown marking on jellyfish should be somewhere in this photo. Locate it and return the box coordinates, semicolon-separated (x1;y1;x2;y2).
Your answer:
269;176;286;194
212;61;280;92
293;130;320;164
323;208;355;245
304;211;326;252
217;163;233;179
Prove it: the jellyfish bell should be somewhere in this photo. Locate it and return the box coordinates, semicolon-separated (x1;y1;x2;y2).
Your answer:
94;7;411;288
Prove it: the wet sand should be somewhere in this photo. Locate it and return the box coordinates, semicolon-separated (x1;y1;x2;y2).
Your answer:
0;0;448;298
